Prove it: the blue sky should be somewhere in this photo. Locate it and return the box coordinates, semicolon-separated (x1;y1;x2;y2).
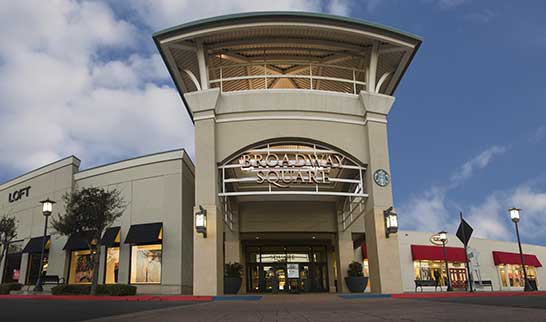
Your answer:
1;1;545;245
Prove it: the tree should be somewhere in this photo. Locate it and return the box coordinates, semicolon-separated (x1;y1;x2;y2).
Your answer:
52;187;125;295
0;214;18;269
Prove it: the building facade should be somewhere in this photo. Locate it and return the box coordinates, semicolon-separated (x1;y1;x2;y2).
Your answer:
0;13;544;295
0;150;195;294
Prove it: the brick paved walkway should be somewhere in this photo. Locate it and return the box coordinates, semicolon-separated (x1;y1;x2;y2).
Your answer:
83;294;546;322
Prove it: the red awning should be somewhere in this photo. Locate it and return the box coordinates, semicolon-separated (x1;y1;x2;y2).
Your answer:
492;251;542;267
361;243;367;259
411;245;467;262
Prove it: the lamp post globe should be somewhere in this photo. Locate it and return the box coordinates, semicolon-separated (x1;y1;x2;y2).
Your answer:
34;199;55;292
509;207;520;223
437;231;453;292
508;208;533;291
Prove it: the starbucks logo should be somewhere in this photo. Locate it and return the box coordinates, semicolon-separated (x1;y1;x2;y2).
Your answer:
373;169;390;187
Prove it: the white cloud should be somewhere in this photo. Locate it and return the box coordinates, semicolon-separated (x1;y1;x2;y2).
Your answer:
126;0;338;31
399;187;453;233
0;1;192;174
466;193;510;240
400;142;546;243
419;0;468;10
400;144;508;234
449;145;507;187
0;0;350;178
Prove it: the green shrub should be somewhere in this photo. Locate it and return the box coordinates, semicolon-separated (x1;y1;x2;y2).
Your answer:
0;282;22;294
224;262;243;278
96;284;137;296
51;284;137;296
51;284;90;295
347;261;364;277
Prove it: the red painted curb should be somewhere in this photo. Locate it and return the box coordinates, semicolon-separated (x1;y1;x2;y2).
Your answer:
0;295;213;302
392;291;546;299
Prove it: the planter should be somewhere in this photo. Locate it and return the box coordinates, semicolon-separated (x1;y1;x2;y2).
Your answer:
345;276;368;293
224;277;242;294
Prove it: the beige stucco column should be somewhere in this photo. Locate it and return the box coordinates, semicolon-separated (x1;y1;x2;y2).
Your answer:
360;91;403;294
186;89;224;295
224;203;242;293
335;230;355;293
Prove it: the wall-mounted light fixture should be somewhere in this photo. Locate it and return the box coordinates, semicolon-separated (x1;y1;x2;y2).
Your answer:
384;206;398;238
195;205;207;238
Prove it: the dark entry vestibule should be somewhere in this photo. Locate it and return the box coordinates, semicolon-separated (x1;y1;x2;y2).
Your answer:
245;245;329;293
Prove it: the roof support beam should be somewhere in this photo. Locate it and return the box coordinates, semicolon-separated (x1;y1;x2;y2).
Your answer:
367;41;379;93
197;42;209;90
385;50;410;94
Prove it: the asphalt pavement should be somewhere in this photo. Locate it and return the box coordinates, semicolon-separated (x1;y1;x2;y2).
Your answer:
0;299;198;322
422;295;546;310
3;295;546;322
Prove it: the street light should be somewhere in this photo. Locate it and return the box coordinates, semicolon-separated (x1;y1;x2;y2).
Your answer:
438;231;453;292
508;207;533;291
384;207;398;238
195;205;207;238
34;198;55;292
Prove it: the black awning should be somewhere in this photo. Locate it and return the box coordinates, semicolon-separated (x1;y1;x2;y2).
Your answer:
63;232;92;251
124;223;163;245
22;236;50;253
101;226;120;247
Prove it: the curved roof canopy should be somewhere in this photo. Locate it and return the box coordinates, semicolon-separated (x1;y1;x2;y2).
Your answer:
153;12;422;120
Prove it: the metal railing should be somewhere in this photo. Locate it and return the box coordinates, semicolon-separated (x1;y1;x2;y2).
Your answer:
209;61;367;94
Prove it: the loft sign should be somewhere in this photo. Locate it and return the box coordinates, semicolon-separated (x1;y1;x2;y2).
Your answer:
8;186;31;203
239;152;345;188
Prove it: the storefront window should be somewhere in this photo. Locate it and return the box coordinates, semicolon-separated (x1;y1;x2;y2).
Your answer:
413;260;466;287
26;253;48;285
69;250;94;284
2;240;23;283
498;264;538;288
130;244;162;284
105;247;120;284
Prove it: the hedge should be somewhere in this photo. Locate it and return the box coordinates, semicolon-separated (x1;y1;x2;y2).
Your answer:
51;284;137;296
0;282;23;294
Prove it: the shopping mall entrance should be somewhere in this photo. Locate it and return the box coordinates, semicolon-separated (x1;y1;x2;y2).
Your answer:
244;244;330;293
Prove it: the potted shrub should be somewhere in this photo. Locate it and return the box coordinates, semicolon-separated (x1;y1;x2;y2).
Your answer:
224;262;243;294
345;261;368;293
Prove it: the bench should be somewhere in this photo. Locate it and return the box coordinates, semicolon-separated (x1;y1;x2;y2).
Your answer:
414;280;439;292
42;275;64;285
472;280;493;291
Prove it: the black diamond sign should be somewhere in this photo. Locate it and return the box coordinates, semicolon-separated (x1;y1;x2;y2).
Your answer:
456;215;473;246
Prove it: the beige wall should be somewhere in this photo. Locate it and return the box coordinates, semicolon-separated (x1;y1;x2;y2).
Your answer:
239;201;337;233
0;157;79;284
186;88;404;294
75;150;194;294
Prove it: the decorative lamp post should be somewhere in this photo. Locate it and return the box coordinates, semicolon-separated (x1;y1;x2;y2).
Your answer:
509;207;533;291
438;231;453;292
195;205;207;238
34;198;55;292
384;207;398;238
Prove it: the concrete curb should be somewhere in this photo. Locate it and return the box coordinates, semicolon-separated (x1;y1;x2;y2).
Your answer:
0;295;213;301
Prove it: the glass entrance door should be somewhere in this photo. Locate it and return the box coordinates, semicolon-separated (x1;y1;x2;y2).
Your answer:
245;245;329;293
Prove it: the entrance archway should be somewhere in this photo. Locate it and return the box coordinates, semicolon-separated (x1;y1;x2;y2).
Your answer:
219;140;370;293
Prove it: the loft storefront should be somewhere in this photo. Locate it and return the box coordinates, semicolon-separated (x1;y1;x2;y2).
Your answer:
0;150;194;294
